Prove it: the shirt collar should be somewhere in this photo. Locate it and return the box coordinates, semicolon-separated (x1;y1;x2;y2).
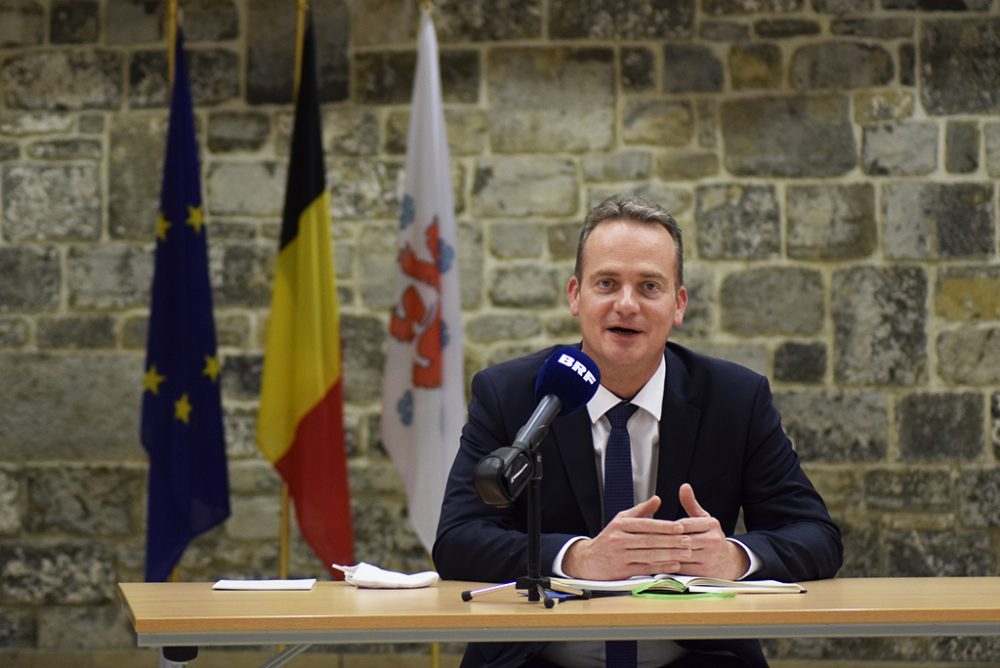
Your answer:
586;354;666;424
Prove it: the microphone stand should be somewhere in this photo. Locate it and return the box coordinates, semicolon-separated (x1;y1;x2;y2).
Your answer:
462;448;588;608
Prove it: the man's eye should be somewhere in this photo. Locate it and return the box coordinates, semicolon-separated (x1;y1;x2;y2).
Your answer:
643;282;660;292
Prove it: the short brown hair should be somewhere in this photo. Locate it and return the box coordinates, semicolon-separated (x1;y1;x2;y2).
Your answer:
574;193;684;288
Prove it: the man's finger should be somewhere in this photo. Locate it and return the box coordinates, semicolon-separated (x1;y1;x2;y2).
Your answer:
619;494;662;518
679;483;710;518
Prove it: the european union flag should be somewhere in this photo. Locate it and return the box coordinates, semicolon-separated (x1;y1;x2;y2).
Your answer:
141;30;230;583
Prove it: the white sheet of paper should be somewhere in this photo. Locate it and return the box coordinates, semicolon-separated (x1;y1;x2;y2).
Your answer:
212;578;317;591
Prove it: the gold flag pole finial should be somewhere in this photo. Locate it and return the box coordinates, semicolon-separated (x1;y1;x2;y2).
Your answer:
421;0;433;13
292;0;310;103
167;0;179;88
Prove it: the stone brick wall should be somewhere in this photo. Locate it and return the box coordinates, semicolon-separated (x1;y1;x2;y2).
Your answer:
1;0;999;664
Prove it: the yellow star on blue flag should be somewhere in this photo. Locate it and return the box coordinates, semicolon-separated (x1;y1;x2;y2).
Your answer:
140;29;230;583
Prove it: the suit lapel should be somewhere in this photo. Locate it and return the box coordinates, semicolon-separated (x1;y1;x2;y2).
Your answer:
655;347;701;521
550;411;603;536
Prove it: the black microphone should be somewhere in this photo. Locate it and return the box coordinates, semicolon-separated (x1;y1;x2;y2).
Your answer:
474;347;601;508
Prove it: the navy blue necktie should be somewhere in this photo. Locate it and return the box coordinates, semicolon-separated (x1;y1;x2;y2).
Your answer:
603;402;638;668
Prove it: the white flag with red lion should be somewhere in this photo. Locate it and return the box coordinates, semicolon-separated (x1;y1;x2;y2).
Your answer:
380;7;464;554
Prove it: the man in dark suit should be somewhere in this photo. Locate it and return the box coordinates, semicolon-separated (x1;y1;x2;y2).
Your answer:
433;194;843;668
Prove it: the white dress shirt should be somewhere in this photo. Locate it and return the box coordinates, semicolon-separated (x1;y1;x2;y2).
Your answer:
540;356;759;668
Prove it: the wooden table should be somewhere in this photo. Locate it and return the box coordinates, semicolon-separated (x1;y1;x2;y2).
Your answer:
118;578;1000;665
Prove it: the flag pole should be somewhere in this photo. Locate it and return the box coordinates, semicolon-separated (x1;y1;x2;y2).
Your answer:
166;0;179;584
278;0;310;582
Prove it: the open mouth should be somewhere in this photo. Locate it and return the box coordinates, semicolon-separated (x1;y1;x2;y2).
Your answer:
609;327;640;336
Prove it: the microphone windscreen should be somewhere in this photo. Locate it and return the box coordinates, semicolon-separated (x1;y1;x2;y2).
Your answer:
534;346;601;416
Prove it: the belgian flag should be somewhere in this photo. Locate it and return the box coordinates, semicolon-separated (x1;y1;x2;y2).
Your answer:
256;19;353;574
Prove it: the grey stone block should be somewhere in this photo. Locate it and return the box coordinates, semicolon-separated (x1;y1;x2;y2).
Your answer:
329;158;402;220
222;404;260;459
0;542;117;604
791;42;893;90
787;183;876;259
106;0;161;44
864;469;952;512
832;266;927;386
675;264;713;338
473;156;578;218
946;121;979;174
108;112;168;240
813;0;873;11
721;267;824;336
882;182;995;259
0;316;29;347
897;392;983;461
664;44;723;93
837;521;881;577
861;122;937;176
467;313;543;342
358;221;397;310
36;315;116;349
26;466;143;536
547;222;579;262
922;18;1000;114
959;468;1000;528
67;244;152;309
730;43;782;89
213;241;273;308
207;111;270;153
854;90;915;124
885;529;994;577
831;17;912;38
0;245;60;312
0;607;35;648
436;0;541;41
488;264;563;308
25;138;102;160
622;99;693;146
489;221;546;259
50;0;99;44
704;0;803;13
581;151;653;182
0;466;21;534
775;390;888;462
182;0;239;42
721;95;856;177
37;604;134;650
937;327;1000;385
986;122;1000;176
0;352;142;460
488;48;614;152
1;50;122;110
0;0;42;48
774;342;826;384
621;47;656;91
341;314;386;403
755;19;820;38
935;266;1000;322
0;141;18;161
550;0;694;39
657;150;720;180
695;184;780;259
2;164;101;241
700;20;751;41
206;161;286;217
220;353;261;402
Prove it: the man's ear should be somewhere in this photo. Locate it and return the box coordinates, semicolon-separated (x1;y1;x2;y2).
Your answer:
674;285;688;326
567;275;581;316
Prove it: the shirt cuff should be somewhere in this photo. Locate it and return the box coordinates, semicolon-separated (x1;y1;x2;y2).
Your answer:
726;537;761;579
552;536;588;577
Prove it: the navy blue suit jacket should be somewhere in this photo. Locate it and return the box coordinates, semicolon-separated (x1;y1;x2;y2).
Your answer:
434;343;843;668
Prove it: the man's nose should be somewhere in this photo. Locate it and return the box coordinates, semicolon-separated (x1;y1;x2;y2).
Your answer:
614;286;639;313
